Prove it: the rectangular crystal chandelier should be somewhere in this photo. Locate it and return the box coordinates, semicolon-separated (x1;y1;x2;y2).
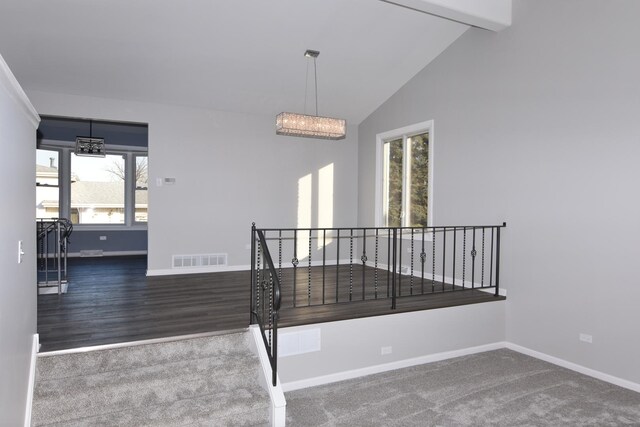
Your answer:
276;112;346;140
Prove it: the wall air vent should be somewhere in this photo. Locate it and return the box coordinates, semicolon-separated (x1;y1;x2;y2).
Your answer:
172;253;228;269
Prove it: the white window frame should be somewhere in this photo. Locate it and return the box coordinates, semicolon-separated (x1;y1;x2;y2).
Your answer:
375;120;434;229
37;142;148;231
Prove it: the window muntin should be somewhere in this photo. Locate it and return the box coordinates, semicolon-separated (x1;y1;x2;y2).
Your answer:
36;149;60;219
134;155;148;223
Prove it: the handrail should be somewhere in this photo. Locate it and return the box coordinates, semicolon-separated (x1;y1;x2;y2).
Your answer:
257;230;281;312
250;224;282;387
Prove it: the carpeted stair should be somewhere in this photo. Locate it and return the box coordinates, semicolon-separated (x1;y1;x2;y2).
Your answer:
32;332;271;426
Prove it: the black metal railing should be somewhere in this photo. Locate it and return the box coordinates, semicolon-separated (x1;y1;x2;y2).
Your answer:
252;223;505;309
250;222;505;385
37;218;73;295
250;224;282;387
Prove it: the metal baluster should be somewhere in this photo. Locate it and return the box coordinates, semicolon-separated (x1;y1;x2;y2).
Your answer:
495;225;503;297
349;229;353;302
268;271;273;349
336;229;340;303
453;227;457;290
490;227;495;289
481;228;486;287
278;230;282;288
256;240;261;313
308;229;312;306
462;227;467;289
361;229;367;300
410;228;414;295
442;227;446;292
471;228;477;289
322;229;326;305
250;224;256;324
387;229;391;298
398;228;402;296
374;229;379;299
420;228;425;294
292;230;298;307
432;227;436;292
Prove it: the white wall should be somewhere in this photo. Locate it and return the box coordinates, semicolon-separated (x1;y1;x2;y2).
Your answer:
0;54;39;426
279;302;505;386
26;91;359;272
358;0;640;384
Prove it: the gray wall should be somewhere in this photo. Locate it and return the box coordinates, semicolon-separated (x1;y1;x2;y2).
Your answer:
279;302;505;385
358;0;640;384
68;230;147;254
27;91;359;272
0;55;39;425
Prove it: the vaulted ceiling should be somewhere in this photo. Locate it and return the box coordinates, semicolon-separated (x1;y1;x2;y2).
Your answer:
0;0;510;125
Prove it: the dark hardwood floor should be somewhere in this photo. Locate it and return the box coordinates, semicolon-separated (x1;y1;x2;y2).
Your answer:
38;256;505;352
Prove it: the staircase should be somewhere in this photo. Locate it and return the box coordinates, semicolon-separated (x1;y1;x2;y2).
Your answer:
31;332;271;426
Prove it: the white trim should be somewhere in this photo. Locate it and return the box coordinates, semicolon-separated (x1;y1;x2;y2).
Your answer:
384;0;511;32
39;329;247;357
375;120;434;228
282;340;640;394
24;334;39;427
0;53;40;128
506;343;640;393
249;325;286;427
282;341;506;392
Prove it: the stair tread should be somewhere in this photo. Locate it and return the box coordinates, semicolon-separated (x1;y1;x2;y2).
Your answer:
37;332;250;381
32;332;271;426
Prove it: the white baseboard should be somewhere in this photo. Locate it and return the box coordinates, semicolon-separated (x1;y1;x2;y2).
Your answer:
506;342;640;393
282;341;507;392
24;333;39;427
281;340;640;394
248;326;286;427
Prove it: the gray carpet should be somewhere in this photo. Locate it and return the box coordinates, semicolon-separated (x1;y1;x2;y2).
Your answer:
285;349;640;426
32;332;270;426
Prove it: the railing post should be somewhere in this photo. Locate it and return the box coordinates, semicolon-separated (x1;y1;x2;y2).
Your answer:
250;223;256;324
391;228;397;309
495;224;503;297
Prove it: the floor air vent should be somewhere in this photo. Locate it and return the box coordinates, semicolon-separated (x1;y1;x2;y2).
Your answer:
172;253;228;269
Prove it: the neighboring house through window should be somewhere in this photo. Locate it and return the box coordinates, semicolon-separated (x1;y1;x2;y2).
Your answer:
375;120;433;228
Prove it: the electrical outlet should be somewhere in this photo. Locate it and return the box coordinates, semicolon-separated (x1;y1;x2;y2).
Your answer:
579;333;593;343
18;240;24;263
99;236;107;241
381;346;392;355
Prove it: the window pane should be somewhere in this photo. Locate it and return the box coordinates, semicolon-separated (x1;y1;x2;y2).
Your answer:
135;156;148;223
408;132;429;227
36;149;59;218
384;138;403;227
71;154;125;224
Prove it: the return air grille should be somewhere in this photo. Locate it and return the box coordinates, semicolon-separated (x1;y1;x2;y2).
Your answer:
172;253;228;269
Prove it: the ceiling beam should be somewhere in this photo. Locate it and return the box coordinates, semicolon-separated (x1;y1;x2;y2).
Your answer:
381;0;511;31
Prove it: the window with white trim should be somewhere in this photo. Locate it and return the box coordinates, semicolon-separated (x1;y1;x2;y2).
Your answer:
376;120;433;228
36;147;148;227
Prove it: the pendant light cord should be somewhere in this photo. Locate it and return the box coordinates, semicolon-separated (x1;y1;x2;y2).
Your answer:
314;57;318;116
303;56;319;116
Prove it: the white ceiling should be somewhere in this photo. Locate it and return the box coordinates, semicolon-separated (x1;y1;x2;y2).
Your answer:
0;0;472;125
